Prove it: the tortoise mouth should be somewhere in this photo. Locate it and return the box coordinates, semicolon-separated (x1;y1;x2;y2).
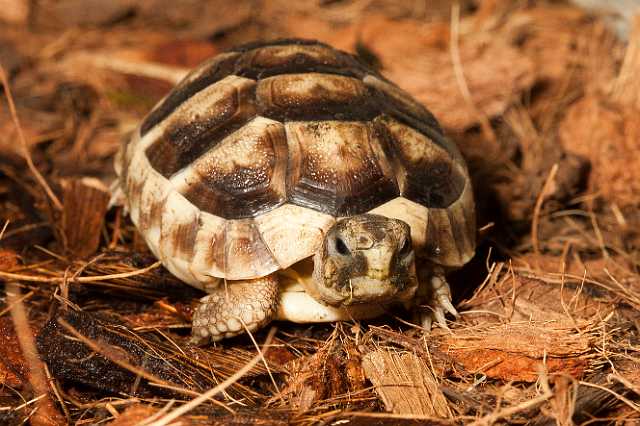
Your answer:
318;276;418;307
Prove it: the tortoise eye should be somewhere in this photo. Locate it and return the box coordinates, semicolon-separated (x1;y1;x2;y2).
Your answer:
335;237;351;256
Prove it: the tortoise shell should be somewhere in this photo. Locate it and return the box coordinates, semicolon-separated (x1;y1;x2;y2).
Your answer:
115;39;475;288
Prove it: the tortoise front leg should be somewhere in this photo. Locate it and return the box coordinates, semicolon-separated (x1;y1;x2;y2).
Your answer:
413;265;459;330
190;274;279;344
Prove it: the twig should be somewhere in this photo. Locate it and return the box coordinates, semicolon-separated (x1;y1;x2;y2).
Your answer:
531;163;559;260
0;260;162;283
0;65;63;211
83;54;189;84
241;319;281;395
0;290;34;318
44;364;71;422
0;219;10;241
7;282;64;424
579;380;640;413
610;374;640;398
143;327;277;426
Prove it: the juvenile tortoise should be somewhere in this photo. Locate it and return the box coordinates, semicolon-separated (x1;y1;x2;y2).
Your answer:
113;38;476;343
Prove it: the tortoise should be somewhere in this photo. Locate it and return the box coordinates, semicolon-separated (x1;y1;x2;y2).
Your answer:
113;38;476;343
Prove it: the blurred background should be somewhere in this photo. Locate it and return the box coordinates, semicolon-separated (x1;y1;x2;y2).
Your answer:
2;1;640;425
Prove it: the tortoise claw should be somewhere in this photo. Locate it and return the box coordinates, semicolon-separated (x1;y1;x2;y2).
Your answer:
415;274;458;332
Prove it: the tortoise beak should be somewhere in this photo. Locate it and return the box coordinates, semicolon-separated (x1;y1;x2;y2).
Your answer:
340;275;417;305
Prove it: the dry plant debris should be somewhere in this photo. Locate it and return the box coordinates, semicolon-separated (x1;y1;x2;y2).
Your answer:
362;349;451;417
1;0;640;425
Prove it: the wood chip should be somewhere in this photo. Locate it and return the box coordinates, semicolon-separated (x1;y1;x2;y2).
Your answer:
59;177;110;258
362;349;451;418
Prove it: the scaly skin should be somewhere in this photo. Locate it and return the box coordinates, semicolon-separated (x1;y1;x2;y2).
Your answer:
191;275;279;344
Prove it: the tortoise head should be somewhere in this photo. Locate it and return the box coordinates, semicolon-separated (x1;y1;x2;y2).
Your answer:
311;214;418;306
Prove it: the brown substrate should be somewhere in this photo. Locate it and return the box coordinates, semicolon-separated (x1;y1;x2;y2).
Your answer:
1;1;639;424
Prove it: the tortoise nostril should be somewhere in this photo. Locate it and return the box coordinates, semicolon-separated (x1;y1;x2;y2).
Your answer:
335;236;351;256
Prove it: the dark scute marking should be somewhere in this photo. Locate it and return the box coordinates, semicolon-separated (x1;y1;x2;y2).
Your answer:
287;121;399;217
145;81;257;177
463;196;477;251
148;198;165;229
140;53;240;136
256;74;379;122
140;39;385;137
118;146;132;200
425;209;460;266
365;77;452;153
138;196;164;232
374;116;465;209
230;39;386;80
233;44;372;80
402;159;465;208
447;208;467;259
182;179;284;220
449;197;476;263
171;220;199;258
230;38;331;52
126;177;144;205
204;225;226;273
181;122;287;219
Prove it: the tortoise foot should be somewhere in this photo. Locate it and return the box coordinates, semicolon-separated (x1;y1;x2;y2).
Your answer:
190;274;279;344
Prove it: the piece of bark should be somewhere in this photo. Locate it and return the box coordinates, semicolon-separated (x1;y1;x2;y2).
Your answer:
362;349;452;418
59;177;110;258
36;309;269;400
437;323;591;382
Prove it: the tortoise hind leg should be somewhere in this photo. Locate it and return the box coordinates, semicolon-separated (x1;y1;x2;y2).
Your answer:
190;274;279;344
